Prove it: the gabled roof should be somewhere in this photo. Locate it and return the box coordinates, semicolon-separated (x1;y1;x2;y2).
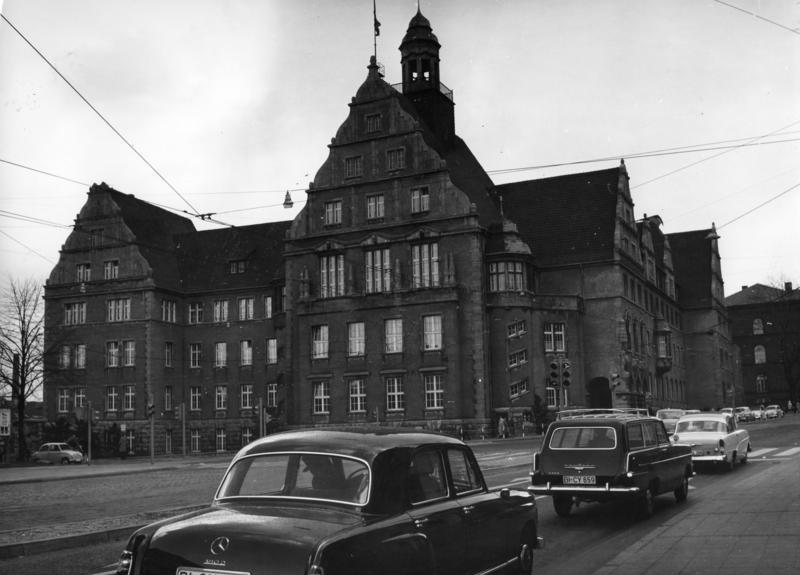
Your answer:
725;283;800;306
495;167;621;266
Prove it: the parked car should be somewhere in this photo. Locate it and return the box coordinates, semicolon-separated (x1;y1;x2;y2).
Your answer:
655;408;685;434
30;442;84;465
750;407;762;421
734;406;753;422
765;404;784;419
529;412;693;518
671;412;751;471
116;429;543;575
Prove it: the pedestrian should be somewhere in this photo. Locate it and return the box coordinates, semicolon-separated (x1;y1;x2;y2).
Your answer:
787;400;793;415
498;416;507;439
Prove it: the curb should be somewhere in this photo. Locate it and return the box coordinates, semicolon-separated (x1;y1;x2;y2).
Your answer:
0;525;137;560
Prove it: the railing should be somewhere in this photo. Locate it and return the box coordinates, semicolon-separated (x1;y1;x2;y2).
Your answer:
391;81;454;102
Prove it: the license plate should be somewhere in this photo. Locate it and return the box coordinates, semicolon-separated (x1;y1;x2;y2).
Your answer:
563;475;595;485
176;568;250;575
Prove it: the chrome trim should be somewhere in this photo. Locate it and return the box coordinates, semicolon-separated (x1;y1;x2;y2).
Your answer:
528;484;640;494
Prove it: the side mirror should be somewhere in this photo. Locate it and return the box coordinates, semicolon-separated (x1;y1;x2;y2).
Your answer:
499;488;511;500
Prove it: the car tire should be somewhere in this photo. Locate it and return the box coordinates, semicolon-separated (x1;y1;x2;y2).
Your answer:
553;495;572;518
517;529;538;575
674;473;689;503
60;457;70;465
638;487;654;518
726;453;736;472
740;445;749;464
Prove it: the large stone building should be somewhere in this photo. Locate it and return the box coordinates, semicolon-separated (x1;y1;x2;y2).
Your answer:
42;10;735;455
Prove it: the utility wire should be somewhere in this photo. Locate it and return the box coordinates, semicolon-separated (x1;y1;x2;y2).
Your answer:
717;181;800;230
0;158;89;187
0;229;56;264
1;13;200;216
712;0;800;37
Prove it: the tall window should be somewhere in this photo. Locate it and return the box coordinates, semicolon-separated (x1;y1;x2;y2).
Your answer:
489;262;525;292
123;385;135;411
424;374;444;409
190;386;201;410
755;375;767;393
266;383;277;408
386;148;406;171
266;338;278;364
58;389;70;413
313;381;330;414
546;386;558;408
348;322;365;357
216;428;227;452
349;378;366;413
213;300;229;322
165;430;173;454
106;341;120;367
754;345;766;364
240;340;253;366
320;254;345;298
64;302;86;325
107;298;131;322
241;383;253;409
386;377;405;411
264;295;273;319
106;386;119;411
161;300;176;323
324;200;342;225
543;322;566;352
76;263;91;282
59;345;71;369
164;386;173;411
344;156;363;178
75;344;86;369
239;297;255;320
411;187;429;213
215;385;227;410
365;113;382;133
412;243;439;288
384;318;403;353
752;319;764;335
214;342;227;367
365;248;391;293
75;387;86;408
188;303;203;324
241;427;253;447
123;340;135;366
191;429;201;453
312;325;329;359
367;194;384;219
423;315;442;351
164;342;174;367
190;343;202;368
103;260;119;279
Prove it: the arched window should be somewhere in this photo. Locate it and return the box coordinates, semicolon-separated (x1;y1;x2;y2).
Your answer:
754;345;766;364
752;319;763;335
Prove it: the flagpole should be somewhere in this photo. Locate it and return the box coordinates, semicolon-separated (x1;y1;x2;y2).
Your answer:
373;0;380;60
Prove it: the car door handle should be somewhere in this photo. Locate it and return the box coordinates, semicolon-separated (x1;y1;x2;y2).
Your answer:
462;505;475;516
414;518;429;528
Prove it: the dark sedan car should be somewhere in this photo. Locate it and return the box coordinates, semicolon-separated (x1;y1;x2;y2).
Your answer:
529;413;693;518
117;428;542;575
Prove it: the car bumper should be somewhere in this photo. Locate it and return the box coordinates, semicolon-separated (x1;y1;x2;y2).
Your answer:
691;454;727;462
528;482;640;495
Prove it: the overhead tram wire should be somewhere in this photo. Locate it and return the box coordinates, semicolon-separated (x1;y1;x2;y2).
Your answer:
717;181;800;231
0;229;56;264
1;13;200;217
712;0;800;37
0;159;89;187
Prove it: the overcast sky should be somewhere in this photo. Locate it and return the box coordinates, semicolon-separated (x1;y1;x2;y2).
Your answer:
1;0;798;296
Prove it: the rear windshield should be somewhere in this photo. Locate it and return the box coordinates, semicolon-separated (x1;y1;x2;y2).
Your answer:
675;420;726;433
656;410;683;419
216;452;370;505
549;426;617;449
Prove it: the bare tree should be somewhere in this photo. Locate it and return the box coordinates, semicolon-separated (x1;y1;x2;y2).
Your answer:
0;278;44;461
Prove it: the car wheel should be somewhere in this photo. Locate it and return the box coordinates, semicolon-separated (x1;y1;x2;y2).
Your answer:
638;487;654;518
740;445;749;463
726;453;736;472
674;473;689;503
517;531;537;575
60;457;70;465
553;495;572;518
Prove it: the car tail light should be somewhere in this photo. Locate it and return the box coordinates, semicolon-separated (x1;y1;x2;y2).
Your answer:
672;434;679;443
116;550;133;575
532;452;539;473
718;439;725;448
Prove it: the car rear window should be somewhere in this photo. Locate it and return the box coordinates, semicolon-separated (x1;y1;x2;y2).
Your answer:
675;420;726;433
548;426;617;449
656;410;683;419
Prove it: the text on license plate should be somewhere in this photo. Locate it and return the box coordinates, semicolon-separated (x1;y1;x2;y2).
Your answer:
176;568;250;575
563;475;596;485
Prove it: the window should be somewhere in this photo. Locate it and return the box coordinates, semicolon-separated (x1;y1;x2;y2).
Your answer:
59;345;71;369
58;389;70;413
756;375;767;393
75;388;86;408
365;248;391;293
161;300;176;323
312;325;329;359
240;340;253;366
123;385;135;411
349;378;366;412
107;298;130;322
365;113;382;133
238;297;255;320
188;302;203;324
214;342;227;367
412;243;439;288
64;302;86;325
754;345;766;364
411;187;429;213
489;261;526;292
507;349;528;368
408;450;447;503
75;344;86;369
90;228;103;249
448;449;482;494
424;374;444;409
345;156;363;178
229;260;246;274
387;148;406;171
265;296;273;319
190;343;202;368
544;322;566;353
384;318;403;353
165;342;173;367
106;341;120;367
241;426;253;447
266;338;278;364
123;340;135;366
190;386;201;410
386;376;405;411
164;386;173;411
76;263;91;282
320;254;345;298
241;383;254;409
423;315;442;350
367;194;384;220
106;386;119;411
103;260;119;280
267;383;277;408
313;381;330;414
216;428;227;452
215;385;228;410
191;429;201;453
752;319;764;335
546;386;558;408
509;378;529;399
165;430;173;454
507;320;527;338
324;200;342;225
213;300;229;322
348;322;365;357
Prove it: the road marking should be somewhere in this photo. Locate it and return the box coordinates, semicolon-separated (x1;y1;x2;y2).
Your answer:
748;448;777;458
775;447;800;457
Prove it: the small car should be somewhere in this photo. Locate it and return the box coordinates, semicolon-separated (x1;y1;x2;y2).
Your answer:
655;408;685;435
529;413;693;518
30;442;84;465
117;428;543;575
750;407;762;421
671;412;751;470
734;406;753;422
764;405;784;419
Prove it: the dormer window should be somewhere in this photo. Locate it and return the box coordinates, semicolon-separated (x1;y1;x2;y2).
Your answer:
324;200;342;226
229;260;246;274
344;156;363;178
387;148;406;171
365;113;382;133
76;263;91;282
411;187;429;213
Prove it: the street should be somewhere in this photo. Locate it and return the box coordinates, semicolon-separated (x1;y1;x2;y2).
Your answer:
0;417;798;575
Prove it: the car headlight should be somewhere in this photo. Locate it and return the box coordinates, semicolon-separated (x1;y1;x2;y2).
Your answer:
116;550;133;575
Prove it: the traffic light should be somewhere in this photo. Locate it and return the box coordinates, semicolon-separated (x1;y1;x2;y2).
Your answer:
147;403;155;418
561;360;571;387
548;360;561;386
